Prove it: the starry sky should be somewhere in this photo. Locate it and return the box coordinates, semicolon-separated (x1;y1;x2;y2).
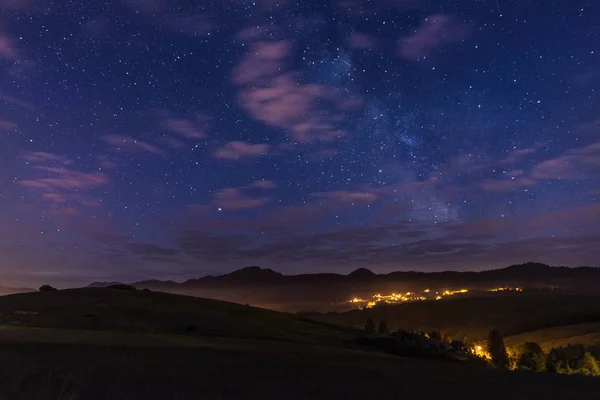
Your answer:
1;0;599;287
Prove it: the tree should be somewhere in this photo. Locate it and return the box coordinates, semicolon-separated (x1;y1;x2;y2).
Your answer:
378;320;389;335
487;329;509;369
365;318;375;333
547;345;585;373
577;353;600;376
39;285;57;292
517;342;546;372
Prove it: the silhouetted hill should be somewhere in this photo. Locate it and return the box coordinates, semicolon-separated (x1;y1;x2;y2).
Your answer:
87;262;600;311
0;285;35;296
348;268;376;280
88;262;600;288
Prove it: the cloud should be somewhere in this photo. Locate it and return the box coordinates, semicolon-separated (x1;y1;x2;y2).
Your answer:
21;151;71;164
480;177;537;192
238;73;349;143
501;147;540;164
124;0;215;37
104;135;163;154
0;31;18;61
19;166;109;191
162;13;216;37
96;155;118;170
531;141;600;180
214;187;271;210
249;180;277;189
127;243;179;256
398;14;471;61
0;93;33;109
232;41;291;86
0;0;37;10
232;41;358;143
18;165;109;214
214;141;270;160
348;33;378;50
161;117;206;139
0;119;15;131
313;190;378;203
124;0;168;14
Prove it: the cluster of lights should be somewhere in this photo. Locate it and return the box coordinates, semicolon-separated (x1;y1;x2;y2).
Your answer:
488;287;523;292
348;288;469;309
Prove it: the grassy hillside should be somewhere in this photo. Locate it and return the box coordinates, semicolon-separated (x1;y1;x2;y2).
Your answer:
3;338;600;399
1;289;600;399
310;294;600;342
505;322;600;357
0;288;357;346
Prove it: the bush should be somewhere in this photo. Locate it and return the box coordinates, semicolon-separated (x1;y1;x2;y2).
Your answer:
39;285;57;292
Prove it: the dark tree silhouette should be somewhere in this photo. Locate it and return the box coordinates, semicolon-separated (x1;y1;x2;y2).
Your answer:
39;285;57;292
365;318;375;333
487;329;509;369
378;320;389;335
517;342;546;371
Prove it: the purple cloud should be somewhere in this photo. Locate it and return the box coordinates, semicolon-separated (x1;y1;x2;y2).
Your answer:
398;14;471;61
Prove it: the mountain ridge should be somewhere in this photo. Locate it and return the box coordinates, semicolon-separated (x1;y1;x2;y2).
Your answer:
88;262;599;289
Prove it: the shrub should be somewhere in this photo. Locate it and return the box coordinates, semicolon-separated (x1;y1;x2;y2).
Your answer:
39;285;57;292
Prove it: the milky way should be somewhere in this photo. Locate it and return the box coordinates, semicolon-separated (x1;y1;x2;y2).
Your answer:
0;0;599;286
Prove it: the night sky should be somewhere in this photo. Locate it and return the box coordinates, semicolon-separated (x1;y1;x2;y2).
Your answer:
1;0;599;287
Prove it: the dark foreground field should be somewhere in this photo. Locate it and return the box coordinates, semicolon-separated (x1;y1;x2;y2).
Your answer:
4;339;600;400
1;289;599;399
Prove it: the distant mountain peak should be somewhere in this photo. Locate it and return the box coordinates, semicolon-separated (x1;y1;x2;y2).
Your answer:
224;266;283;281
348;268;376;278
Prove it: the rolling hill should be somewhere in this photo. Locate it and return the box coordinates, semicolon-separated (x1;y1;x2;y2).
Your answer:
505;321;600;358
309;294;600;342
88;262;600;312
1;288;600;399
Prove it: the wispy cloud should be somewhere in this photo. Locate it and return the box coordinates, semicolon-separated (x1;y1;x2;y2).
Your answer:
161;117;206;139
21;151;71;164
0;119;15;131
501;146;540;164
0;0;36;10
104;135;163;154
348;33;378;50
124;0;215;37
0;93;33;109
398;14;472;61
19;166;109;191
232;40;359;143
480;177;537;192
313;190;378;203
214;141;270;160
249;180;277;189
214;187;271;210
532;141;600;180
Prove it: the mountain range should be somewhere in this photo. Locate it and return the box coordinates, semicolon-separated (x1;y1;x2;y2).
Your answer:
87;262;600;311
